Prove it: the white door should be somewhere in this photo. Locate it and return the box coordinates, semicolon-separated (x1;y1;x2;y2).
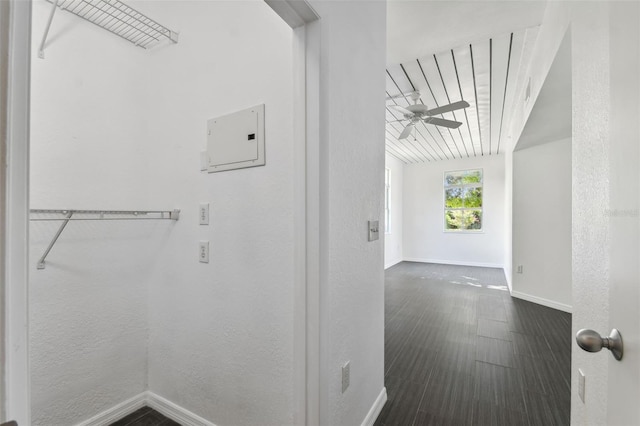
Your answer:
572;2;640;425
604;2;640;425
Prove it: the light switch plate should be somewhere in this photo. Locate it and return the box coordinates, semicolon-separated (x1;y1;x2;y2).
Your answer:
342;361;350;393
199;203;209;225
368;220;379;242
199;241;209;263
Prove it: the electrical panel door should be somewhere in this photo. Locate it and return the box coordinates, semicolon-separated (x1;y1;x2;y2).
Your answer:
207;104;265;173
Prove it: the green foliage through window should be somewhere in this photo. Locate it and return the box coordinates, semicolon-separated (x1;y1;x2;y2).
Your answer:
444;169;483;231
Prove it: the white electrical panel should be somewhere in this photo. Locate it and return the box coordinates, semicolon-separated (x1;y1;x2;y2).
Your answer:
207;104;265;173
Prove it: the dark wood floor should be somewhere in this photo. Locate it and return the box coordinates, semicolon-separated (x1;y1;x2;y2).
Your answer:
109;406;180;426
375;262;571;426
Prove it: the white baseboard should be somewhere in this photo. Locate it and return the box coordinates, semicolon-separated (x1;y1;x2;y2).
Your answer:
75;393;147;426
75;391;216;426
147;391;216;426
384;258;402;270
403;257;504;269
361;387;387;426
510;290;572;313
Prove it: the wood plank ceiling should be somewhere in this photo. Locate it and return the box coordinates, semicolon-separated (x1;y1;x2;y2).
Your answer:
385;28;539;163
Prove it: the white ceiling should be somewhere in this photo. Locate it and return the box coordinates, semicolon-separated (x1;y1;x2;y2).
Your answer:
387;1;547;66
386;1;547;163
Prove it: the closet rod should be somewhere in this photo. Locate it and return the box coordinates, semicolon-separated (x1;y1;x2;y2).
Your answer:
31;209;180;269
30;209;181;220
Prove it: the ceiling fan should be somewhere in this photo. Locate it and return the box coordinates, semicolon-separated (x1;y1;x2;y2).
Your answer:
390;91;470;140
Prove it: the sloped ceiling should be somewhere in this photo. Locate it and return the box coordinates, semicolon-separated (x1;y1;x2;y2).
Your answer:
386;1;546;163
514;30;571;151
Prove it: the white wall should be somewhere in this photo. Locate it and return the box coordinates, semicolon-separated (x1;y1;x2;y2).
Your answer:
30;1;296;425
570;5;611;422
142;2;295;425
403;154;505;268
30;2;157;423
307;1;387;425
384;154;403;269
31;1;388;425
512;138;572;312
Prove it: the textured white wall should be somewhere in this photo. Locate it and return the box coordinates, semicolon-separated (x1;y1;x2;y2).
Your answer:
29;1;157;424
571;4;610;422
141;2;295;425
384;154;403;269
512;138;572;311
307;1;387;425
30;1;295;425
403;155;506;268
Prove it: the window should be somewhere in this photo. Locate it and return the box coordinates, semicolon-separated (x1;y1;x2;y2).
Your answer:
385;168;391;233
444;169;482;231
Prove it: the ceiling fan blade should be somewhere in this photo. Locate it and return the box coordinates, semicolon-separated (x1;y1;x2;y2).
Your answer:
399;124;415;139
390;105;413;116
385;91;419;101
425;100;470;116
424;117;463;129
406;104;430;114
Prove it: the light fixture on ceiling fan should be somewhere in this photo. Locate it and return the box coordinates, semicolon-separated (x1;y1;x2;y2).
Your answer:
390;91;469;139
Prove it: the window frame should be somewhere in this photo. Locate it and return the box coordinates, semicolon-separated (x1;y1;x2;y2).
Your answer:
443;168;484;233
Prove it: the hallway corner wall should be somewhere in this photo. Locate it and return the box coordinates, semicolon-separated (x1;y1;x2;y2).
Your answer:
307;1;387;424
511;137;572;312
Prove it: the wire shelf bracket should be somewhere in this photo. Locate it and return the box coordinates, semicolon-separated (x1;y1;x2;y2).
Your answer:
39;0;179;59
30;209;180;269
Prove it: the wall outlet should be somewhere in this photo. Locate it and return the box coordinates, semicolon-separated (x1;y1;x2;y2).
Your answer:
368;220;379;242
517;265;524;274
578;369;585;403
199;241;209;263
199;203;209;225
342;361;350;393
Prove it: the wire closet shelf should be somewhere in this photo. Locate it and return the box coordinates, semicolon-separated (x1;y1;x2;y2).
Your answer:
30;209;180;270
40;0;179;58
